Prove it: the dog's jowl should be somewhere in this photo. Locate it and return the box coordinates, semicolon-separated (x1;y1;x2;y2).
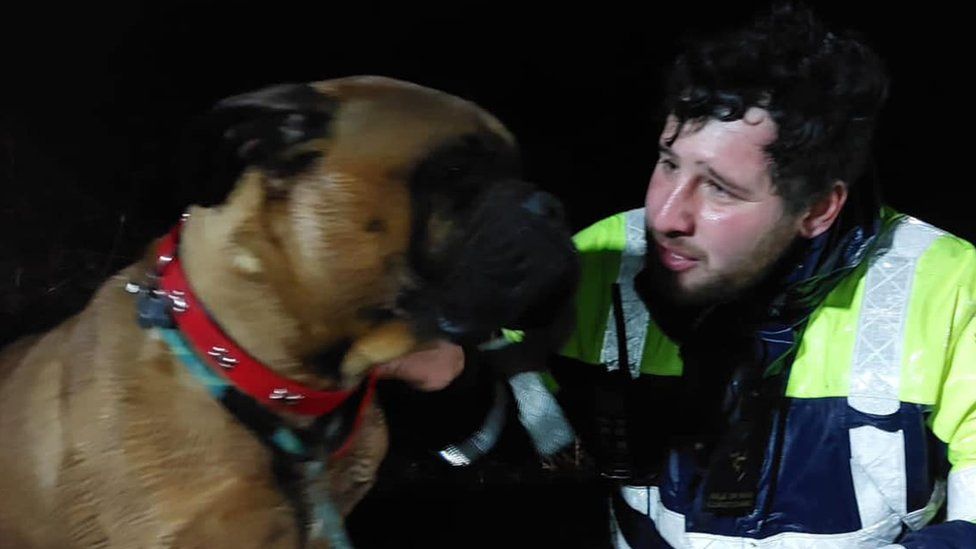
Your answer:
0;76;578;548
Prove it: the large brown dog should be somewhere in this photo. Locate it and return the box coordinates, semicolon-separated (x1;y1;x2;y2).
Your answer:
0;76;577;548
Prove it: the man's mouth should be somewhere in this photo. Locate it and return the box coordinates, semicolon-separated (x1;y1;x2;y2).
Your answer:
655;242;700;272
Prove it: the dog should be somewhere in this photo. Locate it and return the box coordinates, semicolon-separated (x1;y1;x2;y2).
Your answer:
0;76;578;548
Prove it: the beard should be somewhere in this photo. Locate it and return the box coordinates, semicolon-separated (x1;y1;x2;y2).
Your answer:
639;219;804;327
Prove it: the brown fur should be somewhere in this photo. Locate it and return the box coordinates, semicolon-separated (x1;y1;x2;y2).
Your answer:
0;76;524;548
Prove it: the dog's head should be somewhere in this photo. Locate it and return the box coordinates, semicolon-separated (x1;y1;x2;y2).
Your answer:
194;76;577;377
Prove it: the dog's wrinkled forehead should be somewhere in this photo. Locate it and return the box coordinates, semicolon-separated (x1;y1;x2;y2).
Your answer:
213;76;516;184
314;76;516;174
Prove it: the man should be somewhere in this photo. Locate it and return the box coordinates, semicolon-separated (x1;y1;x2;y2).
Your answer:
388;4;976;547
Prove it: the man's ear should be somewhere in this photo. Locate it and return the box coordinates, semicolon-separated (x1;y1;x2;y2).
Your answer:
798;181;848;238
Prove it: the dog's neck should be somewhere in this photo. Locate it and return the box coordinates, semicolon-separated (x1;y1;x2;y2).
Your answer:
176;183;340;390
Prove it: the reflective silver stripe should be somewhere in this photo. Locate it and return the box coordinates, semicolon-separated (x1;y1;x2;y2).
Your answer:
645;485;688;548
438;445;472;467
620;486;909;548
845;217;945;537
609;497;636;549
508;372;575;455
849;217;945;415
437;382;509;466
445;374;575;463
621;485;651;515
849;425;907;538
903;478;946;530
600;208;649;378
948;466;976;521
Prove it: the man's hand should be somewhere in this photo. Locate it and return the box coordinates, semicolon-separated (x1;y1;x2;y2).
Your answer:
374;339;464;391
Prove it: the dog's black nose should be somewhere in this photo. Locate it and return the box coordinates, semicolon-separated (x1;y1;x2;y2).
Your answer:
521;191;564;221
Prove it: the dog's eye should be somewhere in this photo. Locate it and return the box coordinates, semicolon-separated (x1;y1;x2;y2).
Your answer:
440;165;463;178
414;136;489;187
431;160;473;184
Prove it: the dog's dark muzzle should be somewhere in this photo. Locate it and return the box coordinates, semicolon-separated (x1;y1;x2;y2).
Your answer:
422;182;579;344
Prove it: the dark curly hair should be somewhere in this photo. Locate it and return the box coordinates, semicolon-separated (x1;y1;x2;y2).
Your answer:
664;2;889;212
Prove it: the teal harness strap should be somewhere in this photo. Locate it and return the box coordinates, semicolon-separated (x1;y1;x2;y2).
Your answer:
158;327;353;548
160;328;229;398
159;327;308;458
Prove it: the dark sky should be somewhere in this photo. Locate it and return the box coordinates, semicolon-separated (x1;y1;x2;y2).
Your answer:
3;1;963;234
0;2;964;544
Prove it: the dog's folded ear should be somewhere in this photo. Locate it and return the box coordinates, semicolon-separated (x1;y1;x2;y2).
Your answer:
212;83;339;176
176;83;340;210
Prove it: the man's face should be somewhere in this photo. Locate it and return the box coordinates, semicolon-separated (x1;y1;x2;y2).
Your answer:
644;109;803;306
